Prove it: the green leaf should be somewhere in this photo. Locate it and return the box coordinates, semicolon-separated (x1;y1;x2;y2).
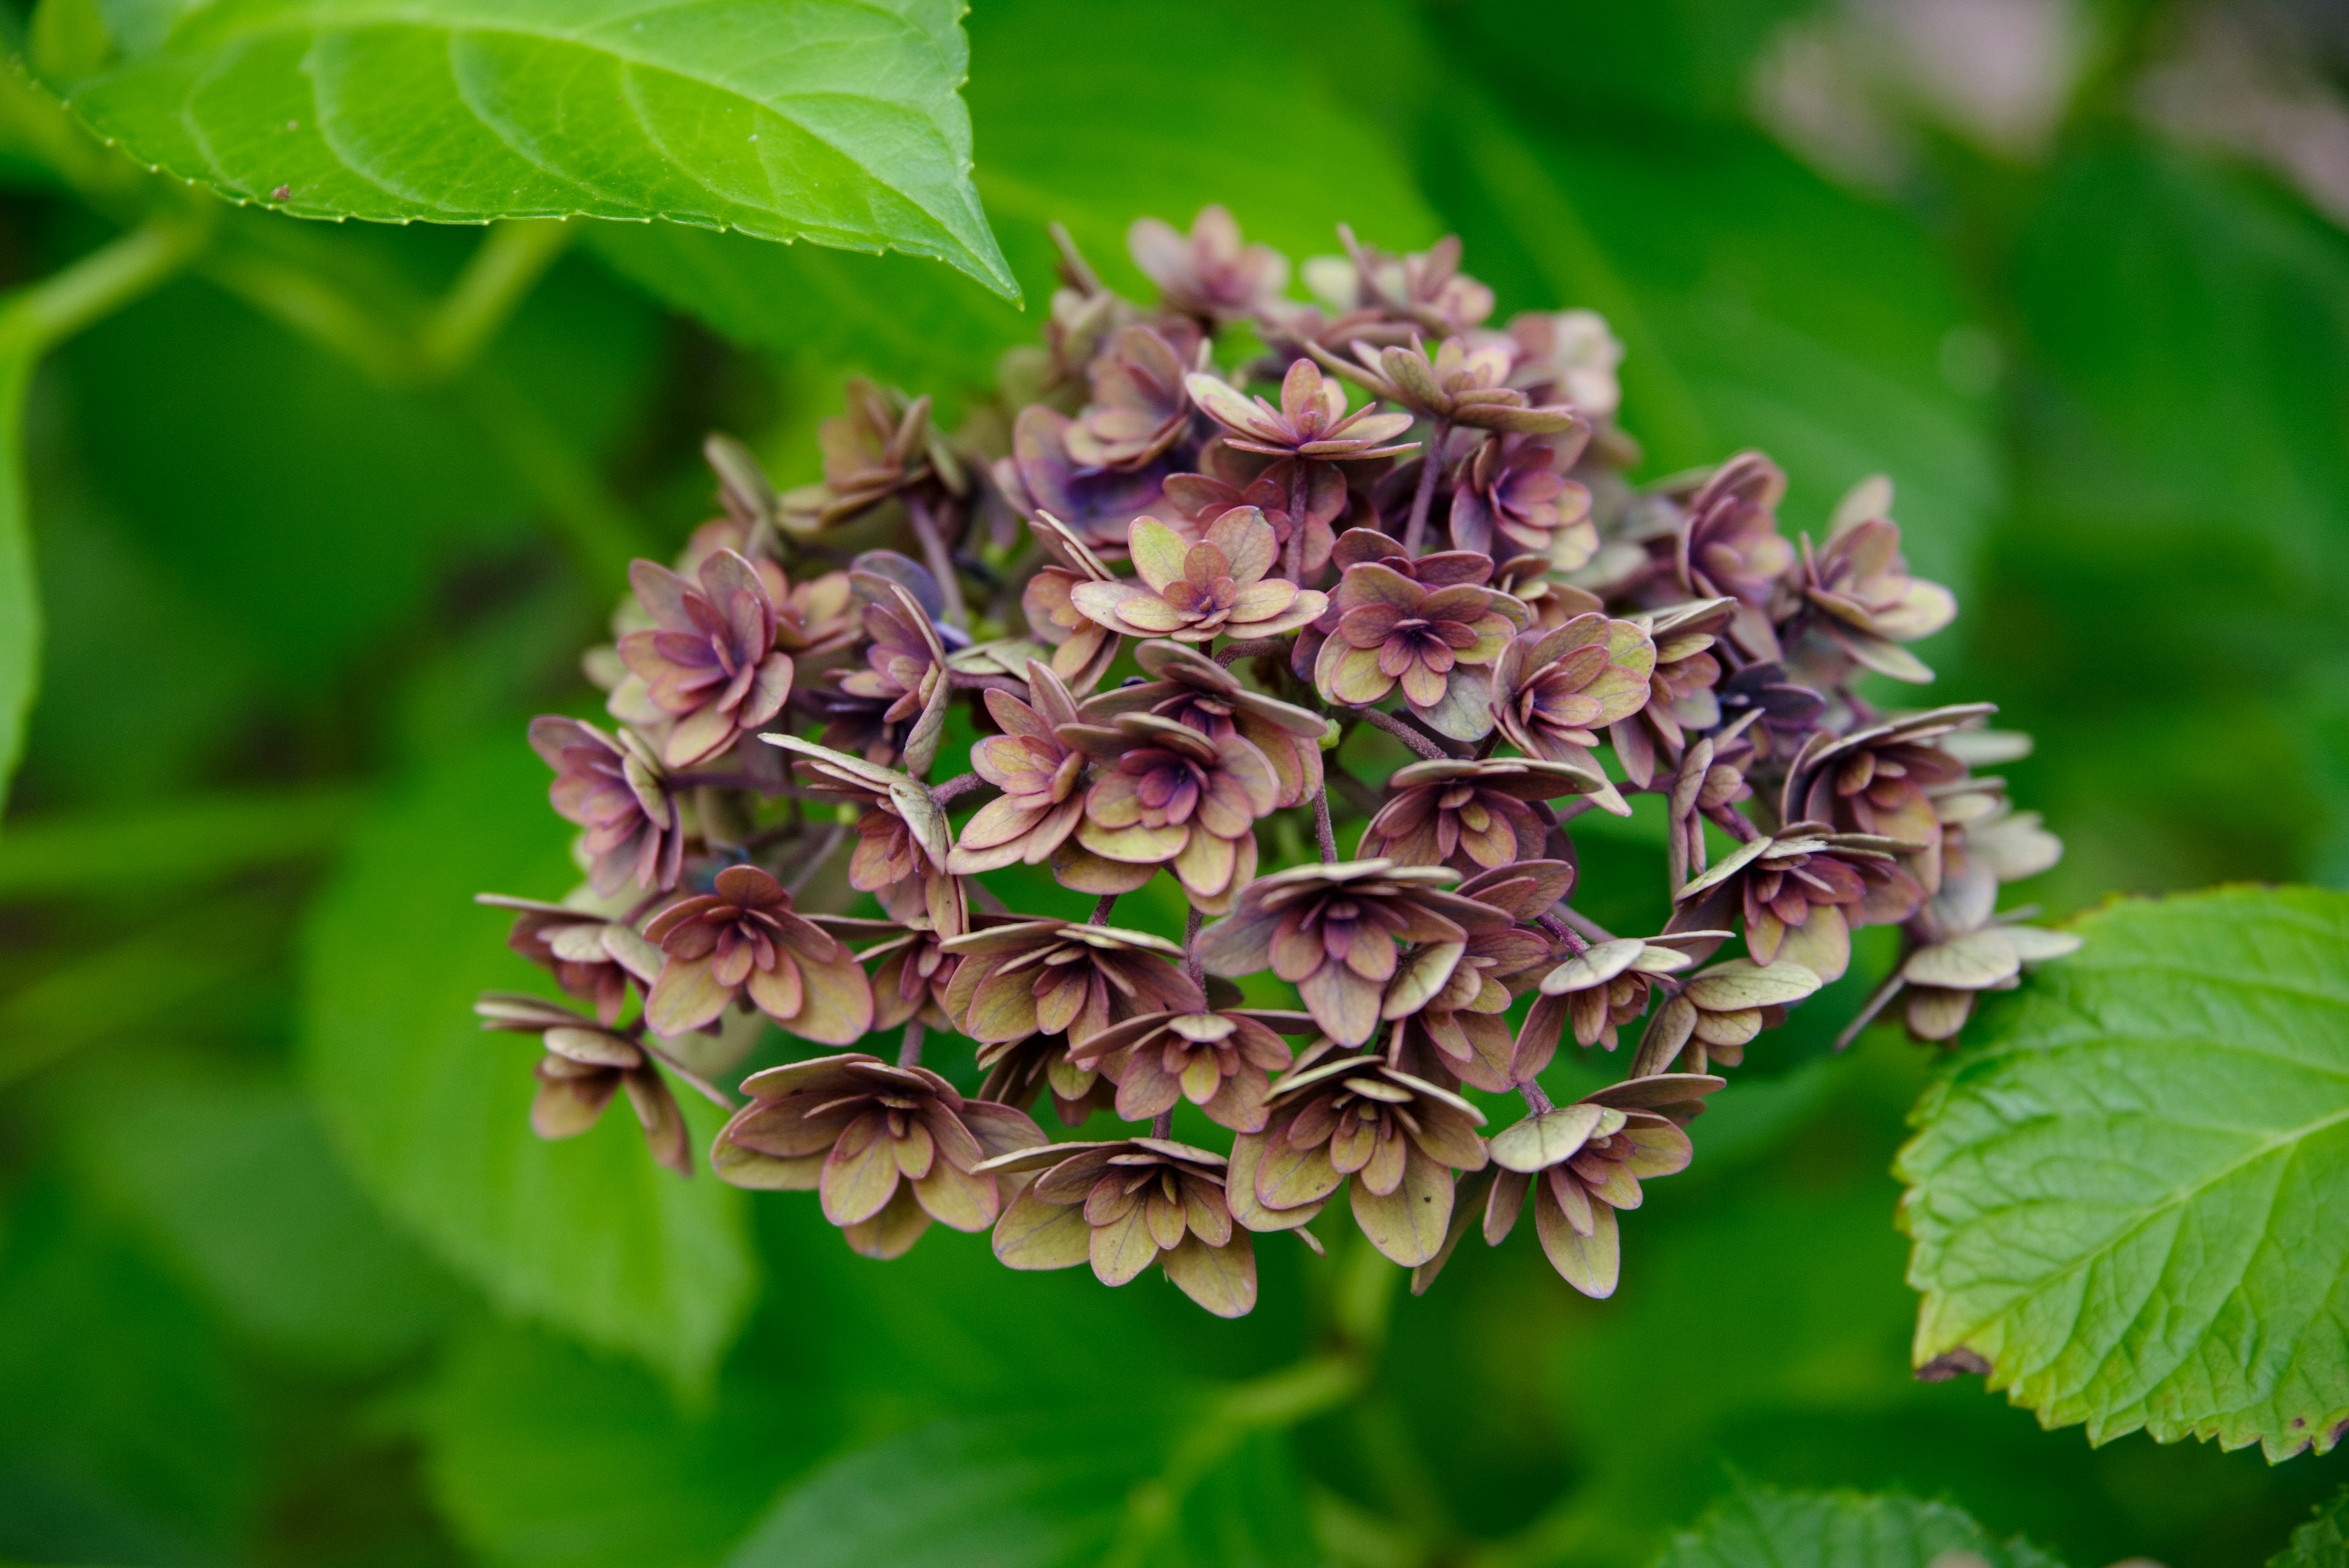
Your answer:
299;736;754;1391
585;0;1439;390
722;1386;1325;1568
56;245;656;686
0;344;34;819
1653;1485;2068;1568
59;1048;461;1371
723;1410;1150;1568
2270;1486;2349;1568
1441;113;1998;596
1898;886;2349;1458
0;1183;253;1564
423;1320;821;1568
50;0;1016;299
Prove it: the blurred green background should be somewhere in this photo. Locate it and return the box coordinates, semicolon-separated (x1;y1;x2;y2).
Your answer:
2;1;2346;1564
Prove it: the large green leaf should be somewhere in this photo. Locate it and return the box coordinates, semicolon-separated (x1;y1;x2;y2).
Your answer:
51;0;1015;297
423;1320;820;1568
59;1047;461;1371
1437;111;1998;598
724;1412;1145;1568
1989;147;2349;900
1653;1486;2067;1568
56;238;656;687
0;1184;253;1565
585;0;1439;393
299;737;754;1391
1898;886;2349;1458
2271;1487;2349;1568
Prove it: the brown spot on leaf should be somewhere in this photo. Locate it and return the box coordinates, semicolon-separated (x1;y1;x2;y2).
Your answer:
1915;1347;1991;1382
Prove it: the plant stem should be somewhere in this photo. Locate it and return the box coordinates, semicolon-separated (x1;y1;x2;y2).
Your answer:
0;217;207;359
1401;417;1450;554
1557;905;1616;944
1183;907;1204;990
1151;1110;1173;1139
1283;460;1308;583
929;771;984;805
784;823;846;897
416;219;574;381
1212;636;1288;668
1517;1079;1554;1114
1358;706;1457;760
897;1020;924;1068
454;365;658;592
906;493;968;628
1312;784;1338;862
1090;893;1119;926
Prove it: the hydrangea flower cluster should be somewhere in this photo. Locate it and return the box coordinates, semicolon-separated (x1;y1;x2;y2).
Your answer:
475;209;2073;1317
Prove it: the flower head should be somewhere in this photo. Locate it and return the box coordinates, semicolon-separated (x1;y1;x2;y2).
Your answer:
1071;511;1327;644
1782;704;1989;894
641;866;875;1041
1490;615;1656;784
1449;429;1597;568
1793;477;1956;684
1185;359;1417;464
941;918;1201;1052
1226;1055;1489;1266
1631;956;1825;1077
711;1053;1044;1257
1472;1075;1715;1298
828;576;953;775
1059;712;1280;910
1129;205;1290;322
1314;562;1526;740
1607;599;1733;789
1515;934;1717;1072
528;717;685;897
476;993;695;1175
1318;335;1580;435
946;663;1091;875
618;549;795;768
1162;450;1345;584
479;894;660;1026
1079;640;1330;809
1063;323;1204;470
1677;451;1794;608
985;1137;1258;1317
994;405;1171;552
1019;515;1123;694
1506;308;1624;419
1066;1006;1310;1132
1197;860;1515;1046
770;736;966;937
781;380;963;531
1379;862;1564;1091
1358;757;1607;874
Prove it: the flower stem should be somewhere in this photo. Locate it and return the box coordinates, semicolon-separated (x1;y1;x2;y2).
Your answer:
930;771;984;805
1312;784;1338;862
1151;1110;1173;1139
1212;636;1288;668
1357;707;1457;760
783;822;845;897
1556;905;1617;944
1516;1079;1554;1115
1400;418;1450;554
1090;893;1119;925
897;1019;924;1068
1284;461;1308;583
906;493;968;628
1184;907;1205;990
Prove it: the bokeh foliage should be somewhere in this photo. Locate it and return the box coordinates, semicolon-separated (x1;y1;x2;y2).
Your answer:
1;1;2346;1566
